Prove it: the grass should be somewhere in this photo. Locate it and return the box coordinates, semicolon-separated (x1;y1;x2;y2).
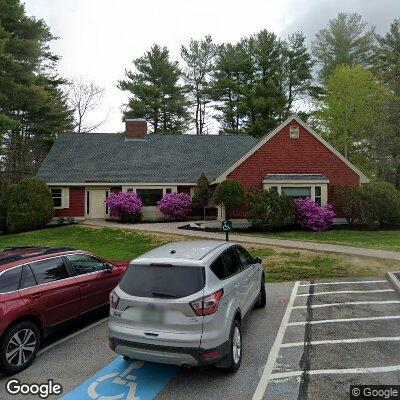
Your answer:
1;225;399;283
247;228;400;252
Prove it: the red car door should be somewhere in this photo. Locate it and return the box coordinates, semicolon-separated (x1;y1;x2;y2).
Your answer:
24;257;80;327
65;254;124;314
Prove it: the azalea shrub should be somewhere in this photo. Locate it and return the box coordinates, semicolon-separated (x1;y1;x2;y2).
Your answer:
106;192;142;223
295;198;335;232
157;193;192;220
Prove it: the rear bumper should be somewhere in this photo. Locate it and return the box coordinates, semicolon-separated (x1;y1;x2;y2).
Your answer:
109;336;230;366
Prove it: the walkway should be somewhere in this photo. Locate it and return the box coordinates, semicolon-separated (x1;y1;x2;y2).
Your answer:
82;220;400;261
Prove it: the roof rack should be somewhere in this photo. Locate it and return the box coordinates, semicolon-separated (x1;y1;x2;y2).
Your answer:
0;247;76;266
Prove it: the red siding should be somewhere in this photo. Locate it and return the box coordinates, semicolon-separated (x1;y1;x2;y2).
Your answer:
227;121;360;217
54;187;85;217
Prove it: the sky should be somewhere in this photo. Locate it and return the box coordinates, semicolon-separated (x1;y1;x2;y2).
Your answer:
24;0;400;133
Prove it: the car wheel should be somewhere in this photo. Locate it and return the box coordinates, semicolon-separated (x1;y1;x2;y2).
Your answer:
0;321;41;374
216;319;242;372
256;279;266;308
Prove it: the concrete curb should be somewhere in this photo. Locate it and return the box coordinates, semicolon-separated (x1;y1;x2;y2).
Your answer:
387;272;400;294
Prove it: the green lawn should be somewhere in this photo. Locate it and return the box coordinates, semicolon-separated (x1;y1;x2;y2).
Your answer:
247;229;400;252
0;225;163;261
1;225;398;282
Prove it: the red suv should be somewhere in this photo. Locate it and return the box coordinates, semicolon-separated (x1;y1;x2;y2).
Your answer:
0;246;128;374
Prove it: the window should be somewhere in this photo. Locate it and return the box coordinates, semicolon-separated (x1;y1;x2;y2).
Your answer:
119;264;205;298
221;248;241;277
127;189;134;192
210;257;227;280
86;190;90;214
315;186;322;206
290;126;299;139
51;188;62;208
31;258;70;284
235;246;253;269
0;267;22;293
269;186;278;193
66;254;105;276
136;189;163;206
281;187;311;199
105;190;110;214
166;188;172;194
20;265;37;289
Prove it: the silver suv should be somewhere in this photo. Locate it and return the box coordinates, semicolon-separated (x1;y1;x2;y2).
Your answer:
108;240;266;372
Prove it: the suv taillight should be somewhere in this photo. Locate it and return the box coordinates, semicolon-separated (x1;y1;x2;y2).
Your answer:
110;291;120;309
190;289;224;316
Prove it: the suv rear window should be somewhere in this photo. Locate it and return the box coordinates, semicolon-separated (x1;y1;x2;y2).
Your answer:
119;264;205;298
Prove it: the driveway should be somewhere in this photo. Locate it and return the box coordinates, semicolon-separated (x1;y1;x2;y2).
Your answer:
82;220;400;261
1;278;399;400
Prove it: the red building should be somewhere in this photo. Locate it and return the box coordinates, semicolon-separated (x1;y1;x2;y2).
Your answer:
37;115;368;222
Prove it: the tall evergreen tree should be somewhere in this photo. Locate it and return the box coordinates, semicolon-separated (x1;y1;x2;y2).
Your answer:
0;0;73;189
118;44;189;134
181;36;216;134
373;19;400;188
312;12;376;82
283;32;313;111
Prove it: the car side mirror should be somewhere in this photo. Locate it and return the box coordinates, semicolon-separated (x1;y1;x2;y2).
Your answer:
252;256;262;265
104;263;114;274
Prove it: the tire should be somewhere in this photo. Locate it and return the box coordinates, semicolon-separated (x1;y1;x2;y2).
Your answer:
256;279;266;308
216;319;242;372
0;321;41;375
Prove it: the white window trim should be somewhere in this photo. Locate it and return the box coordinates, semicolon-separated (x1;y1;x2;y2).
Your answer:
51;187;69;209
263;182;328;205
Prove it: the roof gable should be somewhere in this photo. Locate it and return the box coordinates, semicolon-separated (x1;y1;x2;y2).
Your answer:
212;115;369;183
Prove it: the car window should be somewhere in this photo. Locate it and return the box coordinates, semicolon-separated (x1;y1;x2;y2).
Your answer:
235;246;253;269
20;265;37;289
66;254;105;276
0;266;22;293
119;264;205;298
31;257;70;284
210;256;227;280
221;248;241;277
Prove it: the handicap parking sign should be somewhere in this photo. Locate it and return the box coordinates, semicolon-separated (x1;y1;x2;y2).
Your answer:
221;220;232;232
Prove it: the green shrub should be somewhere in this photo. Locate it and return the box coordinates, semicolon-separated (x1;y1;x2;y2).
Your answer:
6;178;54;233
338;182;400;227
213;179;244;219
336;185;364;225
247;189;296;231
0;185;15;233
359;181;400;227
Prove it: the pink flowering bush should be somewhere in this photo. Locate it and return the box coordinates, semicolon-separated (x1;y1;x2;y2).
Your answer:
294;198;335;232
157;193;192;220
106;192;142;222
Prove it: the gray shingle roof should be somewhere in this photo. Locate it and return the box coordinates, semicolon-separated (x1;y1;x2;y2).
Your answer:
37;133;260;184
263;174;329;181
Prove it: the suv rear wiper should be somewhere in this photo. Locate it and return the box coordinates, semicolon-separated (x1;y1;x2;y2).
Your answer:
151;291;180;299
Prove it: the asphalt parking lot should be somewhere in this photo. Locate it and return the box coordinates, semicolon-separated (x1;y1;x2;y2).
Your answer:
0;278;399;400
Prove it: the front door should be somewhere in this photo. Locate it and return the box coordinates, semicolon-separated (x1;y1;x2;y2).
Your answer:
86;189;108;219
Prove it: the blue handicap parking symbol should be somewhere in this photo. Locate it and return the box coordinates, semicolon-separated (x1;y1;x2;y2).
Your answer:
61;357;179;400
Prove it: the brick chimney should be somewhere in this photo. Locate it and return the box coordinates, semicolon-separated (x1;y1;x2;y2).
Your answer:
125;119;147;140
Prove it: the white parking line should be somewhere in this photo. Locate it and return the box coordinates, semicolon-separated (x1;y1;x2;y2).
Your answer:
252;281;300;400
293;300;400;309
281;336;400;348
270;365;400;380
299;280;387;287
296;289;394;297
288;315;400;326
38;317;108;356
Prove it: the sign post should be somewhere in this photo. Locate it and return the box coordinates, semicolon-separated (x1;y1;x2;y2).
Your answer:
221;220;232;241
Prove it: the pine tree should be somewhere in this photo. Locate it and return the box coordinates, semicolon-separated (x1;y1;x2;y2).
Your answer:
119;44;189;134
312;12;376;82
0;0;74;189
181;36;216;134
